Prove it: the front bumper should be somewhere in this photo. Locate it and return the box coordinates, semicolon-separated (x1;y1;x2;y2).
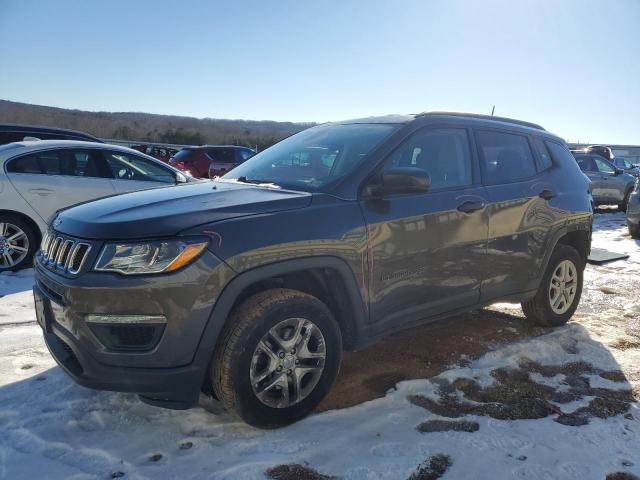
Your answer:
34;250;235;408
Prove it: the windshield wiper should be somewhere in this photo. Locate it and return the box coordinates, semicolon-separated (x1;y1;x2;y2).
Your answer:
228;176;281;188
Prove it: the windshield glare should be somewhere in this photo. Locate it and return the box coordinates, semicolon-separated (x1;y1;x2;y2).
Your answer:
220;123;398;190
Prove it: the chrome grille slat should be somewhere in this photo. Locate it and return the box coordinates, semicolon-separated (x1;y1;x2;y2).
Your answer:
38;232;91;276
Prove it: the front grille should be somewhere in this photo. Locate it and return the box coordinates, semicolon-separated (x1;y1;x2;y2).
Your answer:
39;232;91;275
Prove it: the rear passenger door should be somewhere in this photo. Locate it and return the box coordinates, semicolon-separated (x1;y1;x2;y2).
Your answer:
5;149;116;222
361;126;488;330
476;129;556;300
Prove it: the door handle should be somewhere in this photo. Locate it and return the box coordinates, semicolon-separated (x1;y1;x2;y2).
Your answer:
538;189;556;200
28;188;54;196
457;200;485;213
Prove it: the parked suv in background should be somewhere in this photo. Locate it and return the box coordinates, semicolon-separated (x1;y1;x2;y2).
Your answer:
0;123;103;145
169;145;254;178
613;157;640;178
34;112;592;428
572;152;635;210
0;140;191;271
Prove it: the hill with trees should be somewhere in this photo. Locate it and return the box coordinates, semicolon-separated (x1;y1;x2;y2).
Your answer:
0;100;314;150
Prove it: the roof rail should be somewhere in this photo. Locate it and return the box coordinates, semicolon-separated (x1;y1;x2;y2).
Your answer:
415;111;546;131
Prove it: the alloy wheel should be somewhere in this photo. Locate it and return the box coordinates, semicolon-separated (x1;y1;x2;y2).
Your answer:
250;317;326;409
548;259;578;315
0;222;30;269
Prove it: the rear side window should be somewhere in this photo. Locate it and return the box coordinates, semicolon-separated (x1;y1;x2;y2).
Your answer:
477;130;537;184
207;149;235;163
6;154;42;173
532;137;552;171
172;149;195;164
238;149;254;162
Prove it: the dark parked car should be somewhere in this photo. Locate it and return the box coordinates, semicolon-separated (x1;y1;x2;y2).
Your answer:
572;152;635;210
130;144;180;163
169;145;254;178
34;112;592;428
0;123;102;145
613;157;640;178
581;144;615;161
627;179;640;238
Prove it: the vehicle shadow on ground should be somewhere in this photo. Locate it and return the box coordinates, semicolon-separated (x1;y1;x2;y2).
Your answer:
0;268;34;297
320;307;549;411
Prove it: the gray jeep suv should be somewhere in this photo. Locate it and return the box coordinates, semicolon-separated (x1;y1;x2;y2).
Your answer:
34;112;592;428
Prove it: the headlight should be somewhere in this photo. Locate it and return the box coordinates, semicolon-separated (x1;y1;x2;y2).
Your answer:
95;239;208;275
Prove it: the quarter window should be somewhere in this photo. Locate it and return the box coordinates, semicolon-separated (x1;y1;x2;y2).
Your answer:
383;128;473;190
6;153;43;174
532;137;552;170
477;131;537;184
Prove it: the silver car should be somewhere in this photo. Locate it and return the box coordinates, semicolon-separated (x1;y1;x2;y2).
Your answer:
573;153;636;210
0;140;192;271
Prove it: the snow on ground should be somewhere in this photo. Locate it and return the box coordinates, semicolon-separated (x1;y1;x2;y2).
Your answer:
0;212;639;480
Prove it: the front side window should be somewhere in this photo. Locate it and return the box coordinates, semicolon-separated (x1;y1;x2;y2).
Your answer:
574;155;596;172
594;157;615;174
477;130;537;184
382;127;473;190
172;149;195;164
238;149;254;162
221;123;398;191
104;151;175;183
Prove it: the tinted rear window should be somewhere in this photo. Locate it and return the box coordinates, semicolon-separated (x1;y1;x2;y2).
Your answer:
172;149;195;162
476;130;537;184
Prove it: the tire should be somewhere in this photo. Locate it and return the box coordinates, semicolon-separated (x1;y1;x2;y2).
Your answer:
211;288;342;429
0;214;38;272
629;222;640;239
521;245;584;327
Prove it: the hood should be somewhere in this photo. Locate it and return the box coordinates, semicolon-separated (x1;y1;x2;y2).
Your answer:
53;181;312;240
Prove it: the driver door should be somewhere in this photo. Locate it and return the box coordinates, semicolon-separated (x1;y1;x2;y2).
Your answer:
359;127;488;332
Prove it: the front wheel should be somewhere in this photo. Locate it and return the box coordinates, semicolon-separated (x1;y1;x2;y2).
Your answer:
0;215;38;272
211;288;342;429
522;245;584;327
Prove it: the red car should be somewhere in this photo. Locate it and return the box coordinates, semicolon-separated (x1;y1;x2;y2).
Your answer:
169;145;255;178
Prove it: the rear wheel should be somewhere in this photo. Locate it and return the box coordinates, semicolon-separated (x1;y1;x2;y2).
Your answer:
211;288;342;429
0;215;37;272
522;245;584;327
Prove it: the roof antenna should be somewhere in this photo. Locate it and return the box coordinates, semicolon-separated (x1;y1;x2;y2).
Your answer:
491;105;495;116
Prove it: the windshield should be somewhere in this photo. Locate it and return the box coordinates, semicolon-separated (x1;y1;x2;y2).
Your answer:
220;123;398;191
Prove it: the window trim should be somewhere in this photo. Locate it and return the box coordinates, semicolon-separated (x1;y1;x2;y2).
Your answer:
474;127;540;186
4;147;112;178
359;124;480;198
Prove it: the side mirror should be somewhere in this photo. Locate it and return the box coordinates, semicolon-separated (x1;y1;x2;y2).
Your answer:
175;172;187;183
365;167;430;197
614;168;623;176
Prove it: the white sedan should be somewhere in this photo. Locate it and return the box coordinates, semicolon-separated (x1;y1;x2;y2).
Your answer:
0;140;192;271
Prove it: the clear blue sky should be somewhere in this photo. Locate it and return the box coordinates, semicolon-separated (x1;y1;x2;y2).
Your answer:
1;0;639;144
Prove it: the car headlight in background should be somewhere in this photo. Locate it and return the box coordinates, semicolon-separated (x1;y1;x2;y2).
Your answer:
95;239;208;275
